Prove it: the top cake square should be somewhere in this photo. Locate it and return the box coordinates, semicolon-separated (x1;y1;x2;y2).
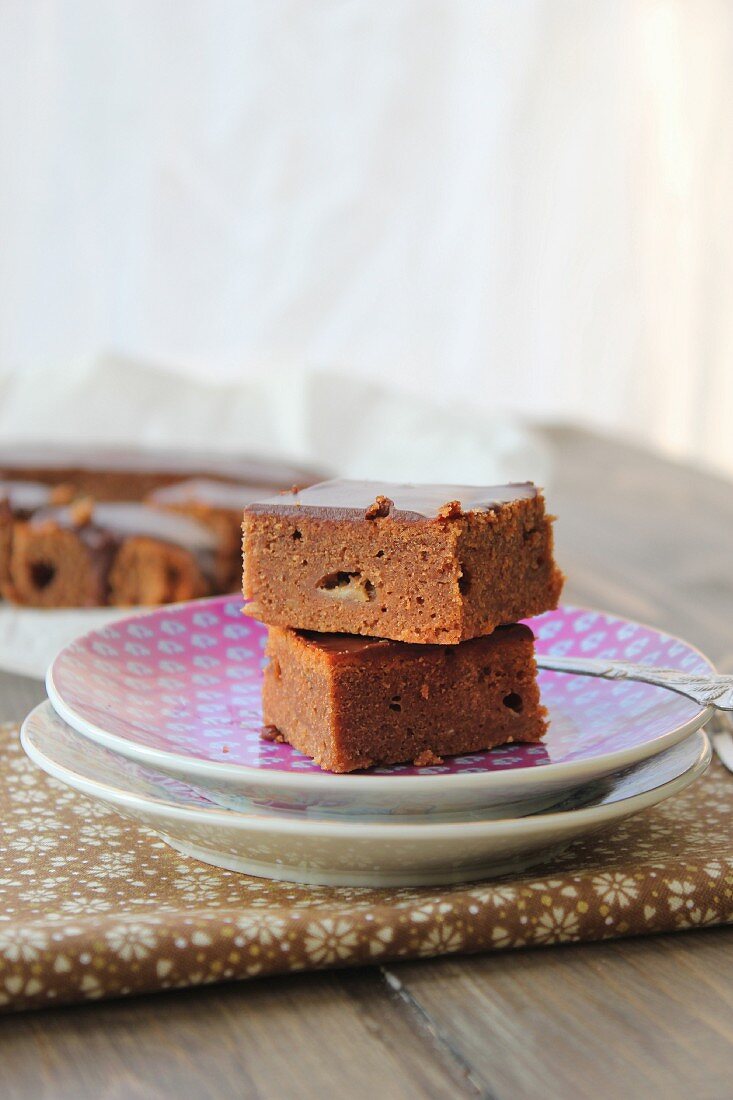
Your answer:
242;479;564;644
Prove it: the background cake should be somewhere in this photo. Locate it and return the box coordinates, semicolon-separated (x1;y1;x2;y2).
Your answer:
0;446;321;608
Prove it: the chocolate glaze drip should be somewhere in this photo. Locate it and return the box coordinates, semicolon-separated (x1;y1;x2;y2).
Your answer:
29;502;219;581
245;479;538;522
149;478;277;511
0;480;55;516
298;632;392;655
297;622;532;658
30;502;218;550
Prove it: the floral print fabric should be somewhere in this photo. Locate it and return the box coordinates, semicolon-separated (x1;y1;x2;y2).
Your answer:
1;725;731;1012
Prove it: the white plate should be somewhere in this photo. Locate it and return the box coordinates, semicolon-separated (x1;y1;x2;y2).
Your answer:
21;702;711;887
0;605;133;679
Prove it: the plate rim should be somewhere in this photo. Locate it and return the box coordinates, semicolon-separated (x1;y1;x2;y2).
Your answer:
45;597;715;793
21;701;712;839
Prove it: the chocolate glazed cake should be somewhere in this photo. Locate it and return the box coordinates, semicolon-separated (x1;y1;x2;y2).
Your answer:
0;447;322;607
246;479;560;773
5;501;220;607
243;479;564;644
147;479;280;591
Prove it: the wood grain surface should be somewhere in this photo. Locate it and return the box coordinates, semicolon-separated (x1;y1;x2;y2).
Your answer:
0;427;731;1100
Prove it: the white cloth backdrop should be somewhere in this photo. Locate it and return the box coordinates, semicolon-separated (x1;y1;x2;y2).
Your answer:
0;1;731;475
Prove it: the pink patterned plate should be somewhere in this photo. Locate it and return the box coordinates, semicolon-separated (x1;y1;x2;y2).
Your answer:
46;598;714;819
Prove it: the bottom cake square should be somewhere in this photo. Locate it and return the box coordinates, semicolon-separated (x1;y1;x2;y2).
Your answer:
261;624;547;773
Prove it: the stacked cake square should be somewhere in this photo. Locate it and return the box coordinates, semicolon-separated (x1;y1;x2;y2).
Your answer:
242;480;564;772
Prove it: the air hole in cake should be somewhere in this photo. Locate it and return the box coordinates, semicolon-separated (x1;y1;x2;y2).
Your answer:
503;692;523;713
480;666;492;679
458;565;471;594
389;700;402;712
30;561;56;590
165;566;182;597
320;571;354;589
292;529;302;540
375;549;384;558
317;570;376;603
416;596;424;605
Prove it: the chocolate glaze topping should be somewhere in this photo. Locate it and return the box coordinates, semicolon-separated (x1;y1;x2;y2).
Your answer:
149;478;277;510
0;444;319;488
0;480;55;515
298;631;392;655
297;623;532;659
30;502;219;550
245;479;538;523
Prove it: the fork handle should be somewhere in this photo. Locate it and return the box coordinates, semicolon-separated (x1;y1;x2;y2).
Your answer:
536;655;733;712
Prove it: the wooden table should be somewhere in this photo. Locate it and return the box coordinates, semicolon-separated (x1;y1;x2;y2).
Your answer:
1;428;732;1099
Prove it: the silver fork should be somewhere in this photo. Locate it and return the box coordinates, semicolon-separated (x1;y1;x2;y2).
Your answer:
537;655;733;710
708;655;733;774
536;654;733;773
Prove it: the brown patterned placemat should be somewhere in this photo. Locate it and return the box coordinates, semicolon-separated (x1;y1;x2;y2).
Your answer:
1;723;732;1013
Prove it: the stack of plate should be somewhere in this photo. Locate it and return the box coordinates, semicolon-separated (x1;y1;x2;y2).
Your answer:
22;598;713;887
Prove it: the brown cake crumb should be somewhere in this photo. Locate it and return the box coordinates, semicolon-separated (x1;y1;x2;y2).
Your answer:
70;497;95;527
413;749;444;767
49;483;75;506
260;725;286;743
365;495;394;519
